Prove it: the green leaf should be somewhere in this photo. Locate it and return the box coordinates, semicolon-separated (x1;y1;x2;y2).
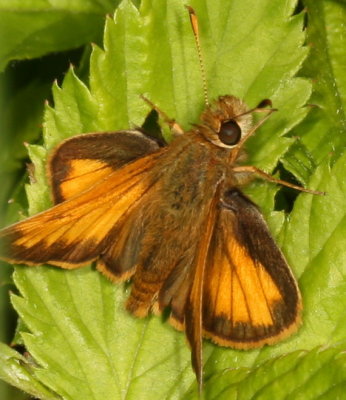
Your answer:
289;0;346;164
0;342;60;399
11;267;192;399
0;0;120;72
0;0;345;398
186;344;346;399
283;153;346;345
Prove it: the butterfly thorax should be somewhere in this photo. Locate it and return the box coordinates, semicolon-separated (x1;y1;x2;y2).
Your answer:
152;132;226;215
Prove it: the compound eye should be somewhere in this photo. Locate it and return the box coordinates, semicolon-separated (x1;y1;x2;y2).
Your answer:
218;120;241;145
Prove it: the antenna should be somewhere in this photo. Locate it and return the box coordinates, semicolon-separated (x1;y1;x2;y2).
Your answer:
186;6;209;106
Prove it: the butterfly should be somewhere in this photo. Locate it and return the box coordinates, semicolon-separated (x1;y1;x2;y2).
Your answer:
0;6;323;392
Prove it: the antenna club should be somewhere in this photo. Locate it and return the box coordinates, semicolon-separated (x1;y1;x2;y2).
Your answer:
185;5;199;35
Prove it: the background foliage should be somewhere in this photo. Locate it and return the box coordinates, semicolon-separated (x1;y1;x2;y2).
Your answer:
0;0;345;399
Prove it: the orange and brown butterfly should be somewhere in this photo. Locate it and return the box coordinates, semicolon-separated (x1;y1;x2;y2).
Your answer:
0;6;323;392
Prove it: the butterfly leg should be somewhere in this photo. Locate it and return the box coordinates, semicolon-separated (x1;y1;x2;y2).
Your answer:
233;165;325;195
140;95;184;136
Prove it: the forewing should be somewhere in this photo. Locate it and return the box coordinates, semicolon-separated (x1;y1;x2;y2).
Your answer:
203;189;301;348
0;152;162;271
184;194;219;390
49;130;160;203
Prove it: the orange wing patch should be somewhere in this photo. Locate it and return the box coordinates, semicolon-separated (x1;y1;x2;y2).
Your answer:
0;153;161;270
205;237;283;342
56;159;114;202
229;241;282;326
49;131;160;203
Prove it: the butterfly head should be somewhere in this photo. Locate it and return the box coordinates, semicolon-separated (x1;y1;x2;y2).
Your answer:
197;95;253;149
